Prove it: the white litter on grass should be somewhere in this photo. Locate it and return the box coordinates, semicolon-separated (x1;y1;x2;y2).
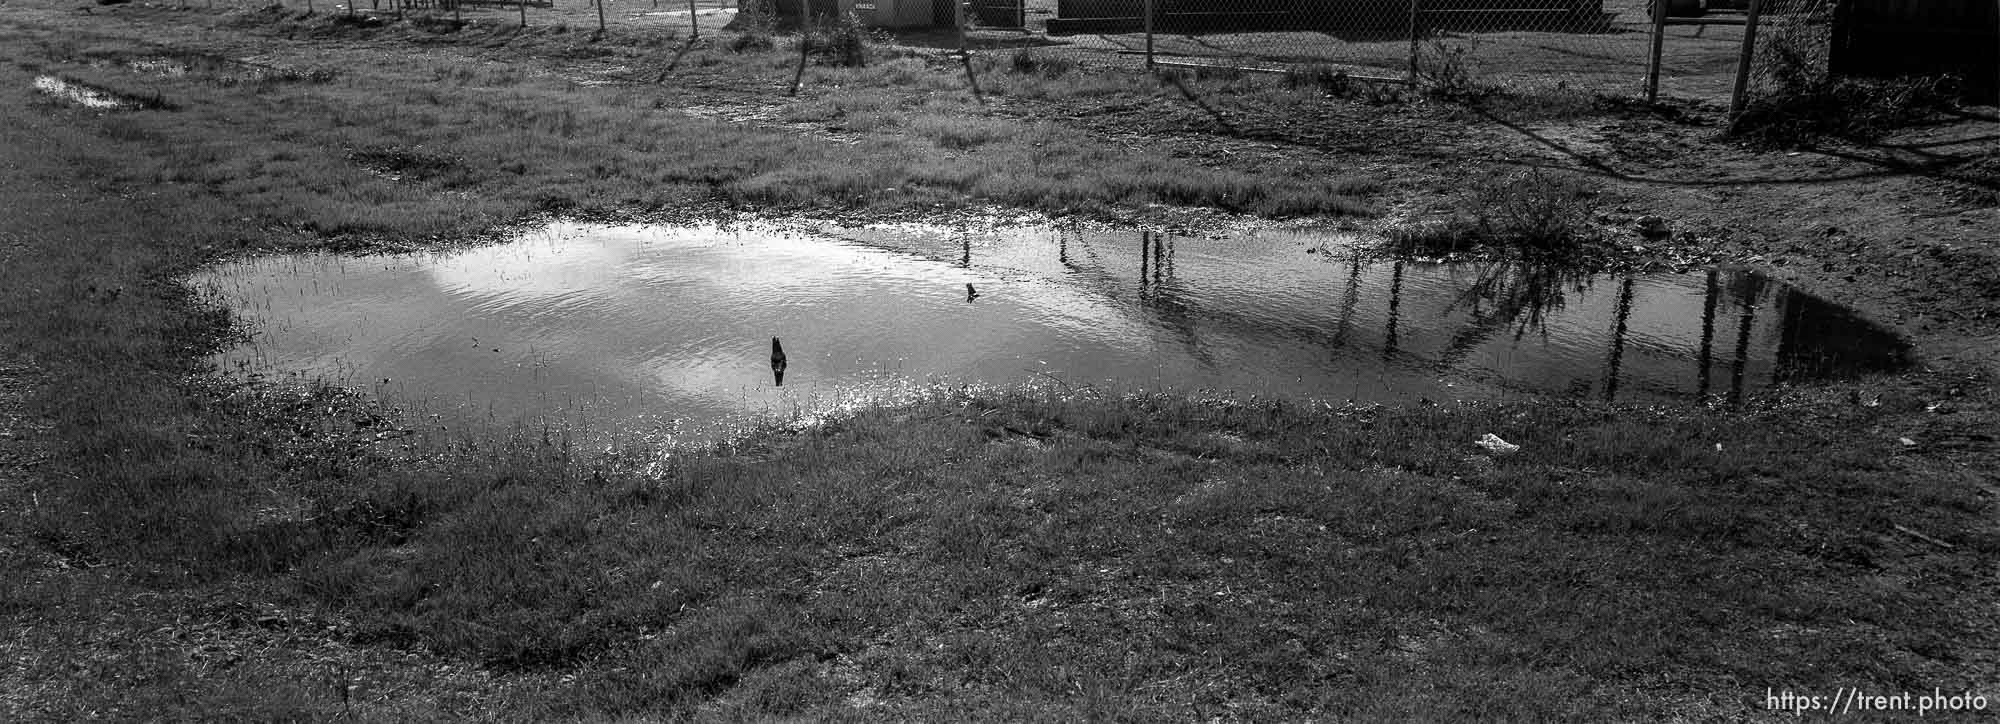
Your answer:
1474;433;1520;456
33;75;133;110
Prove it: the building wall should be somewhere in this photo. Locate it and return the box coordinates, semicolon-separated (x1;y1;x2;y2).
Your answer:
1831;0;2000;104
1048;0;1607;34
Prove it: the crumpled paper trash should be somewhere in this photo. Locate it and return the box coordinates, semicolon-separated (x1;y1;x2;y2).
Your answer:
1475;433;1521;456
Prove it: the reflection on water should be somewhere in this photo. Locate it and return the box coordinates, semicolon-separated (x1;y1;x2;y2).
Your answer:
191;221;1912;438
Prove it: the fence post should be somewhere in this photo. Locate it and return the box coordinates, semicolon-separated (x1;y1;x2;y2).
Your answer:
1143;0;1154;70
790;0;810;95
597;0;607;35
518;0;526;27
1646;0;1667;101
1407;0;1420;84
689;0;699;38
1728;0;1766;123
958;0;985;102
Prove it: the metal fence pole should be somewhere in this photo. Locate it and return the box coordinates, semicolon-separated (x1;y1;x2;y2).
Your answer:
1143;0;1154;70
1407;0;1420;84
1728;0;1767;122
1646;0;1668;101
958;0;985;102
790;0;809;95
597;0;608;35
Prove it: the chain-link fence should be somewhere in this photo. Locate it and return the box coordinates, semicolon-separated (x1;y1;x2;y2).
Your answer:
1416;0;1644;92
989;0;1982;118
198;0;1986;121
982;0;1738;97
1732;0;1833;110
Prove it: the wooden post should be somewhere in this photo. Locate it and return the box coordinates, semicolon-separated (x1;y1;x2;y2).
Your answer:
1143;0;1154;70
790;0;809;95
1728;0;1767;123
1646;0;1667;101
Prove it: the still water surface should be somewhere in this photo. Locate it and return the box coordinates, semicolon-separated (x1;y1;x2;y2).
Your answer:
194;221;1911;437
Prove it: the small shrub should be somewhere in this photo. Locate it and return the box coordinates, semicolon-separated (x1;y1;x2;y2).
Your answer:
1386;168;1603;262
1009;49;1076;79
803;12;876;68
1730;20;1960;144
1469;168;1600;257
1285;64;1408;105
1732;74;1960;145
1416;36;1497;103
1286;64;1350;95
731;32;775;53
730;0;777;52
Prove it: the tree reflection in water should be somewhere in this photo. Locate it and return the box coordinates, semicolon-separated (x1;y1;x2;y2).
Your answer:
1438;260;1597;365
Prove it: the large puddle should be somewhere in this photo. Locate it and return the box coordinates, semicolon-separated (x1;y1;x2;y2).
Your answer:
194;221;1912;439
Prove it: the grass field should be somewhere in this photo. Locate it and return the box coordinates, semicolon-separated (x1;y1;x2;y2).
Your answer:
3;0;1999;719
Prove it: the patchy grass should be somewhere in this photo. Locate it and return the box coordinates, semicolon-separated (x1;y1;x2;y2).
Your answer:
16;7;1375;227
3;1;1998;720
